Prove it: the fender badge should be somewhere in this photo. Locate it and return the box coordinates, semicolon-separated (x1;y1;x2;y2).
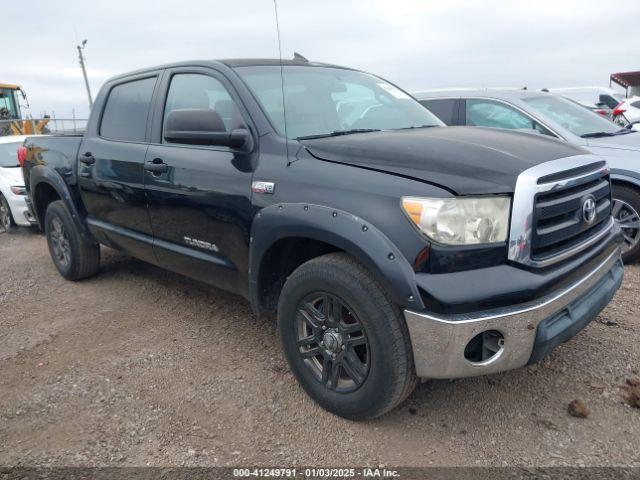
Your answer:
184;237;219;252
251;181;275;194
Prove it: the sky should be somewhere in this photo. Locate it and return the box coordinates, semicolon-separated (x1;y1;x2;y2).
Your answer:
4;0;640;119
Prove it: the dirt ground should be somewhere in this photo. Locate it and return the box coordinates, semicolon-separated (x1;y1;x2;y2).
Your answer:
1;229;639;468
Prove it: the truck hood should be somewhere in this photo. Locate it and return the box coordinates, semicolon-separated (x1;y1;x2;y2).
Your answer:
586;131;640;152
300;126;587;194
0;166;25;186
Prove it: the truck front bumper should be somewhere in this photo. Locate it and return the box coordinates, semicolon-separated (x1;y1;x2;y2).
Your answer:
404;248;623;379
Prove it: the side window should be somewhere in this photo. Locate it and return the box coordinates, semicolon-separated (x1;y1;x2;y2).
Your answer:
420;99;457;125
599;94;620;109
100;77;156;142
631;100;640;109
466;99;534;129
465;99;553;136
162;73;245;144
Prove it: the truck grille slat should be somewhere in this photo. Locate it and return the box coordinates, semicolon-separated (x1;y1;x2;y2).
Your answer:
531;171;612;261
535;178;610;220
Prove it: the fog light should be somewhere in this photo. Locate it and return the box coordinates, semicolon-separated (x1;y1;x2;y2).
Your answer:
464;330;504;364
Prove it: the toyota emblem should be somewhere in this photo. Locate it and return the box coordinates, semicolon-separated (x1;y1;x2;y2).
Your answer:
582;196;597;225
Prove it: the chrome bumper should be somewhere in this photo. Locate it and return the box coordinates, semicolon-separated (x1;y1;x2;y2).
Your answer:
404;248;622;379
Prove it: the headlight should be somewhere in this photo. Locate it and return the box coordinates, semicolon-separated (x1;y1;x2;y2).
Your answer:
401;196;510;245
10;186;26;196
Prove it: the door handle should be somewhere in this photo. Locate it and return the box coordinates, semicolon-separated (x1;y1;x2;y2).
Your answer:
144;159;168;174
80;152;95;165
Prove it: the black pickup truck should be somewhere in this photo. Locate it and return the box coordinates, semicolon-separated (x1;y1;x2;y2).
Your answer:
21;57;623;419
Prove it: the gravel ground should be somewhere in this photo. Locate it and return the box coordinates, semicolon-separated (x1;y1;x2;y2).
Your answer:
1;230;639;467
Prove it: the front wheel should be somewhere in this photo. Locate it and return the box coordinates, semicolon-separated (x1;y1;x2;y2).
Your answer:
277;253;417;420
612;185;640;263
0;194;17;234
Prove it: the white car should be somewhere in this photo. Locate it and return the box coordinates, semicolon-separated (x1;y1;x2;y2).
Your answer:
614;96;640;125
0;135;36;233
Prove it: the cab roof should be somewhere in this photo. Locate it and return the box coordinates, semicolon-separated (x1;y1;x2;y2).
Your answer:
107;58;354;83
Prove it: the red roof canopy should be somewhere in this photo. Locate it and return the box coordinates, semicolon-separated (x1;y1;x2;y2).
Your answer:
611;71;640;88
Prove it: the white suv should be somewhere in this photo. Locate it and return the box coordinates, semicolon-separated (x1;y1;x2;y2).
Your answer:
0;135;36;233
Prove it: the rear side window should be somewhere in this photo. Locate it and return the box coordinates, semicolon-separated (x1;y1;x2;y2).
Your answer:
420;99;458;125
100;77;156;142
599;94;619;109
631;100;640;109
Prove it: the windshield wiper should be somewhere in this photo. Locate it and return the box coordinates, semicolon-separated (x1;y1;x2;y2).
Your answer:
581;128;636;138
296;128;381;140
396;124;440;130
580;131;616;138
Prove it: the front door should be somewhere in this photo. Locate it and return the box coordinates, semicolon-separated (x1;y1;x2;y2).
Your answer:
78;74;159;264
144;70;255;297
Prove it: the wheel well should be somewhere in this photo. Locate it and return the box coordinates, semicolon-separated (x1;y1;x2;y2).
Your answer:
33;183;61;226
612;179;640;192
257;237;342;313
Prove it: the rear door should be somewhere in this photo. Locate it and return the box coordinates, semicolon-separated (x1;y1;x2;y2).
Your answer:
78;73;160;264
144;68;256;297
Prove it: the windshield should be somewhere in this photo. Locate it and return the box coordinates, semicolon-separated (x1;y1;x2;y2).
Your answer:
522;95;621;137
0;88;20;120
0;141;20;167
235;66;443;139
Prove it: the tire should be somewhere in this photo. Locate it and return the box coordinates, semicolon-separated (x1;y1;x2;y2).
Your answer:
612;185;640;263
44;200;100;280
0;194;17;234
277;252;417;420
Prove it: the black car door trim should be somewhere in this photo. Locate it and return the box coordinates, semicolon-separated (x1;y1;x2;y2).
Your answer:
87;218;235;269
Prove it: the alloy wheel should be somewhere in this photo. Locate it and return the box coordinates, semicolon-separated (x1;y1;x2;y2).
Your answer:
50;217;71;267
295;292;370;392
0;198;10;233
612;198;640;254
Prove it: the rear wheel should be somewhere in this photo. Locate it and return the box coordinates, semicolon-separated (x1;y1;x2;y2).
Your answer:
277;253;417;420
44;200;100;280
612;185;640;263
0;194;17;234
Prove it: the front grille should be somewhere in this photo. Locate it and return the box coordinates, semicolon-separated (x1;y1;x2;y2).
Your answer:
531;172;612;261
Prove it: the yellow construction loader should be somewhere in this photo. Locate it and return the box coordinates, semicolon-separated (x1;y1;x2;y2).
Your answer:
0;83;49;136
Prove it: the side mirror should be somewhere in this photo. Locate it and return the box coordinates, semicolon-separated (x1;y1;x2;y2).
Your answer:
164;109;249;148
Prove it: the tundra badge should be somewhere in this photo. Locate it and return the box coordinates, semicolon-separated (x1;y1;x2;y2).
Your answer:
184;237;219;252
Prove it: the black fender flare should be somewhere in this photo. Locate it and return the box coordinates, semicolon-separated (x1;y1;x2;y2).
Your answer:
29;165;94;242
249;203;424;314
610;169;640;190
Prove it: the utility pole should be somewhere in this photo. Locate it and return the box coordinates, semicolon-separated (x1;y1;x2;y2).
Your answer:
77;40;93;109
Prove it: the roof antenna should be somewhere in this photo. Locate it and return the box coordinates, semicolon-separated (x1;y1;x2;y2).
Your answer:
293;52;308;62
273;0;291;165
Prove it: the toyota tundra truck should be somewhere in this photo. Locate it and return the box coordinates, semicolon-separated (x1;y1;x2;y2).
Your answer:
20;57;623;419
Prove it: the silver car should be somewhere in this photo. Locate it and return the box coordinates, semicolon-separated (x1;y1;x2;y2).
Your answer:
414;89;640;262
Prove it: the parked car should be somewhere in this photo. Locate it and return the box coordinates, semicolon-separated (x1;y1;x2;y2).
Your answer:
21;59;623;419
0;135;36;233
415;89;640;262
612;96;640;127
543;87;625;117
